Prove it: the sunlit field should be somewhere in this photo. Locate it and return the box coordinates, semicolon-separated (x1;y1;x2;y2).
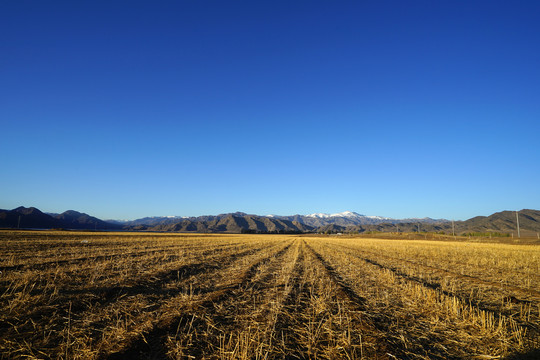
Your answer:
1;231;539;359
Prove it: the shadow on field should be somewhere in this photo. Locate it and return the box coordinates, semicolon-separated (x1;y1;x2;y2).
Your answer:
103;243;294;360
505;348;540;360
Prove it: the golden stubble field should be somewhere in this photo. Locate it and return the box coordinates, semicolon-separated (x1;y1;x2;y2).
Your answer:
0;231;539;359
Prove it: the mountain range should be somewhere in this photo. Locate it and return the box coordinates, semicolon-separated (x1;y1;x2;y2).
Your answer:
1;207;539;235
114;211;445;228
0;207;122;230
268;211;446;228
313;209;540;236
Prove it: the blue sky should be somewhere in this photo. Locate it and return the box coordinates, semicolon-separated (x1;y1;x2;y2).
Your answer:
1;1;539;220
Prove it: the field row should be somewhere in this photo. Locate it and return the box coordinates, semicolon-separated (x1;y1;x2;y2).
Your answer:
0;232;539;359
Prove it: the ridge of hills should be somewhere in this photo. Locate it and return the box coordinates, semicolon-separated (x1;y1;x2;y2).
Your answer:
318;209;540;236
268;211;446;228
1;206;539;235
0;207;122;230
120;211;446;228
142;214;314;234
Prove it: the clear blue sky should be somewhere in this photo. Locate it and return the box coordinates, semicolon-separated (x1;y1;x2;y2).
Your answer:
1;1;539;220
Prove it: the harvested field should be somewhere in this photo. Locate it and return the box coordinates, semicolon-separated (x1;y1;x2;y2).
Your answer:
0;231;539;359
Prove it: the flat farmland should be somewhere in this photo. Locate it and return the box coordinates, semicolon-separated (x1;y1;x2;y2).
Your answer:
0;231;539;359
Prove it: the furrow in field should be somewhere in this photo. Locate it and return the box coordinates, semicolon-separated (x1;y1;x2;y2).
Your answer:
0;241;242;286
387;249;540;282
272;240;310;359
308;240;472;359
102;239;296;360
304;241;400;359
337;243;540;299
0;241;240;271
306;244;368;309
0;242;246;313
350;248;540;343
0;241;287;359
309;238;538;359
364;254;538;307
328;241;540;336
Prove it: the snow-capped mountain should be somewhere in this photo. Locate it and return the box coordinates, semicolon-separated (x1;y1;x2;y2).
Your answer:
115;211;447;228
271;211;446;227
306;211;391;220
289;211;388;227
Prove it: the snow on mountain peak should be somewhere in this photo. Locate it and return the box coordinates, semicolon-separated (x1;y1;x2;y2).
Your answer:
330;211;363;218
307;211;364;218
306;213;333;218
304;211;394;220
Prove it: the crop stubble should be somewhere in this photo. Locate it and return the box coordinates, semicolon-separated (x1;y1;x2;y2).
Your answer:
0;231;538;359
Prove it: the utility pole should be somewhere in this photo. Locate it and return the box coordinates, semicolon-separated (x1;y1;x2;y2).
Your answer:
452;219;455;237
516;211;520;238
417;223;420;233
